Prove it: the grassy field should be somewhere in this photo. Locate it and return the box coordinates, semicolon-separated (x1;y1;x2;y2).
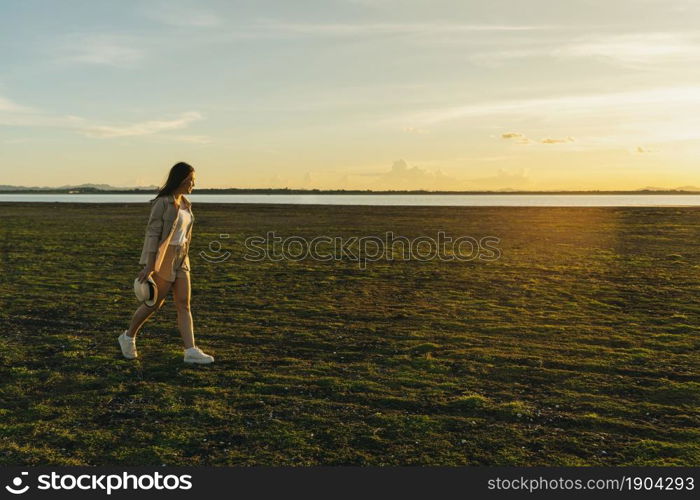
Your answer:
0;202;698;466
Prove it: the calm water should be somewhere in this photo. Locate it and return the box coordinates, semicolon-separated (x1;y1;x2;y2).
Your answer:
1;193;700;206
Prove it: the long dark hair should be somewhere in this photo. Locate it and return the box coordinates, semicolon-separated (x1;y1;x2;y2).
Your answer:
151;162;194;202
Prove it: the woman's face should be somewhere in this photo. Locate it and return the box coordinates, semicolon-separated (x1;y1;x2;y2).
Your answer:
179;171;195;194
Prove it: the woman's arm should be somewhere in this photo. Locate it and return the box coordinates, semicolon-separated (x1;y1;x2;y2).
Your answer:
137;198;165;282
143;197;166;254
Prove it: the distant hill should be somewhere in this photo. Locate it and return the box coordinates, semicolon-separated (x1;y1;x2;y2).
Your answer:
637;186;700;192
0;183;160;191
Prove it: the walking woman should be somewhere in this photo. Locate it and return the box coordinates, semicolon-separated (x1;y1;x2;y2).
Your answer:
118;162;214;364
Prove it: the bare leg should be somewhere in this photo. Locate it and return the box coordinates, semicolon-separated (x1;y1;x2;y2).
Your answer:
172;272;195;349
126;272;174;338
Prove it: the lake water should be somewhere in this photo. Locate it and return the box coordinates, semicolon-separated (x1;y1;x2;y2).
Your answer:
1;193;700;206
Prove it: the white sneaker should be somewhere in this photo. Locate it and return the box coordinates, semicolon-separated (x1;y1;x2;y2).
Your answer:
184;346;214;364
118;330;138;359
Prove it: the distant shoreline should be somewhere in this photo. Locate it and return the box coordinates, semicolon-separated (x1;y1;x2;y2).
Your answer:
2;188;700;195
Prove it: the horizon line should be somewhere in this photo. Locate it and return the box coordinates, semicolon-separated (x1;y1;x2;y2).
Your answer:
2;186;700;195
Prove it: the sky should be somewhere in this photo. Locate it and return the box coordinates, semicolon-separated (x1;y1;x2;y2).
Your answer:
2;0;700;191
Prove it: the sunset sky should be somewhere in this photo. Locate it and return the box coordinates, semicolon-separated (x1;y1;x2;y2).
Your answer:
2;0;700;190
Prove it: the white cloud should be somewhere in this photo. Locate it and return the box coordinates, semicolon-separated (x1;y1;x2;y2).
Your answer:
302;171;314;187
402;126;429;134
0;95;29;112
539;136;575;144
0;97;85;127
467;47;551;67
252;21;549;38
469;32;700;68
268;174;290;188
1;94;205;141
141;2;221;27
0;115;80;127
555;32;700;66
369;159;463;190
342;0;398;5
397;86;700;126
501;132;529;143
81;112;203;138
53;34;145;67
362;160;532;191
468;167;531;190
501;132;576;145
167;134;214;144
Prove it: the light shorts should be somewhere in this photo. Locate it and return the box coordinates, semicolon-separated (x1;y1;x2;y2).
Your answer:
156;244;190;283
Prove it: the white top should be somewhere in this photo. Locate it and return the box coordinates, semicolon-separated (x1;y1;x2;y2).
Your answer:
169;207;193;246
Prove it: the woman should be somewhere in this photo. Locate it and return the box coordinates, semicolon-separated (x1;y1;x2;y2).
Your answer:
118;162;214;364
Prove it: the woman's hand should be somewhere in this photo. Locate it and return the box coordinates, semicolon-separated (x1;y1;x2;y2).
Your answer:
137;265;154;283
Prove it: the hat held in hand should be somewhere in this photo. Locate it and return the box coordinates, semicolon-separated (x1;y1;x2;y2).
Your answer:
133;276;158;307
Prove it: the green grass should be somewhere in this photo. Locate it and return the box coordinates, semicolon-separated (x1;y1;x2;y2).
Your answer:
0;203;698;465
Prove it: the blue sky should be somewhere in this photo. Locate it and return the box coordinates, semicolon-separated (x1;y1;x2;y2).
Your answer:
2;0;700;190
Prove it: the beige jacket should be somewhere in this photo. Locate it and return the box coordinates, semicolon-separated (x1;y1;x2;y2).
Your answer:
139;193;194;272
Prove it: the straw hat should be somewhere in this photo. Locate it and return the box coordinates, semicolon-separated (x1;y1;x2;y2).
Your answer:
133;276;158;307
